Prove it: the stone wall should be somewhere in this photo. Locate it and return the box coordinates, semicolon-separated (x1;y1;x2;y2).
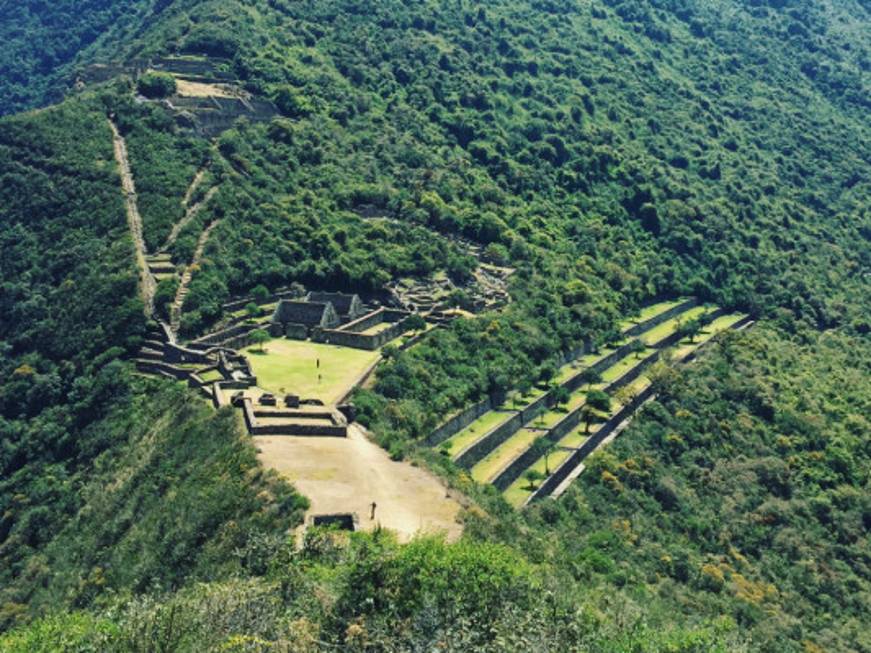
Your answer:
241;399;348;437
134;360;190;380
313;310;411;351
454;412;524;469
524;309;747;504
622;298;698;337
527;385;657;504
425;392;505;446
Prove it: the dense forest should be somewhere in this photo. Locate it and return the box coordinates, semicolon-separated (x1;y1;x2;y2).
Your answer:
0;0;868;651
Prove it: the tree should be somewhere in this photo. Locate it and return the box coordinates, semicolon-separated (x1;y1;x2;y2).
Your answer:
534;437;558;475
586;389;611;413
551;385;570;410
252;285;271;303
405;314;427;332
250;329;270;352
579;368;602;389
524;469;544;491
678;317;704;343
629;338;646;359
245;302;260;319
137;72;176;99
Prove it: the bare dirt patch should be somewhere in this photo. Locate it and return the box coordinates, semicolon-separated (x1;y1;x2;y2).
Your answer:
255;425;463;542
174;78;239;98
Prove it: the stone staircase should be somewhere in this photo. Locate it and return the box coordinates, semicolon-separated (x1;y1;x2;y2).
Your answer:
146;254;177;282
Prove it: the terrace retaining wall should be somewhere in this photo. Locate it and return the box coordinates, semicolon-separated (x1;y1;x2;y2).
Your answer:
622;298;698;337
526;386;657;504
454;412;525;469
425;392;506;447
524;310;747;504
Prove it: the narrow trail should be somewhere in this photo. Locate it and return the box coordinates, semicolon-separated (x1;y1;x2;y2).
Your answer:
109;119;155;316
170;220;220;334
159;185;218;253
182;168;207;207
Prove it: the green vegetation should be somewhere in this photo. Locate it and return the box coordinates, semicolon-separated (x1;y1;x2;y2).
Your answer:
242;338;380;403
136;71;176;99
442;410;517;458
0;0;869;650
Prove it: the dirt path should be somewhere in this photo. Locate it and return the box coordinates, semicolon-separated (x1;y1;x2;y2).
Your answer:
255;425;463;542
160;185;218;253
109;119;155;316
182;168;207;207
170;220;220;334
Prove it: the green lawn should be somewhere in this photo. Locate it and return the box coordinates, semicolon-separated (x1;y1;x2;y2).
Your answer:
640;305;710;346
503;444;575;507
672;313;746;359
619;298;687;332
528;407;571;429
600;347;656;383
242;338;380;404
471;428;543;483
198;369;223;382
442;410;517;458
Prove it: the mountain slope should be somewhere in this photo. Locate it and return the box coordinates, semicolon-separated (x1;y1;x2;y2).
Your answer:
0;1;868;651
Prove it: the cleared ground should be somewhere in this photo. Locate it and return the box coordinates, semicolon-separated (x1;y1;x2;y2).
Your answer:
174;78;238;98
255;425;462;542
243;339;380;404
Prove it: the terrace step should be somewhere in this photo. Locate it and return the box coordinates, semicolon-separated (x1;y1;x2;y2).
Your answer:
136;347;165;361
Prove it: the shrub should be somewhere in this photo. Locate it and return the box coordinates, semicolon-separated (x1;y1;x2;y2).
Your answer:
136;72;177;99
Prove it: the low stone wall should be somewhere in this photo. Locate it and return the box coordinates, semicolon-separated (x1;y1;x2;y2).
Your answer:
241;399;348;437
134;360;191;380
193;323;255;346
622;298;698;337
163;342;213;365
527;385;657;504
425;392;504;447
454;412;524;469
313;313;411;351
223;287;300;313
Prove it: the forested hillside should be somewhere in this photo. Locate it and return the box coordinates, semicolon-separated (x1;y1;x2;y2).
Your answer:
0;0;868;651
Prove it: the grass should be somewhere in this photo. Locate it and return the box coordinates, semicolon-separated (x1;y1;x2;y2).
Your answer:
504;386;548;410
359;321;396;336
672;313;747;359
442;410;517;457
529;407;571;429
470;428;543;483
619;298;687;331
198;369;223;382
639;305;710;346
600;347;656;383
242;338;380;404
503;443;575;507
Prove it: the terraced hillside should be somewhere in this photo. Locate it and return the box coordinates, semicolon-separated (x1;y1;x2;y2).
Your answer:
432;299;750;507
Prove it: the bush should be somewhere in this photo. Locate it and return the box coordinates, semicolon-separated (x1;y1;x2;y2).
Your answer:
136;72;177;99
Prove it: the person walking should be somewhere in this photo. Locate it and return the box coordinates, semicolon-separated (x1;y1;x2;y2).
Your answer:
370;501;377;520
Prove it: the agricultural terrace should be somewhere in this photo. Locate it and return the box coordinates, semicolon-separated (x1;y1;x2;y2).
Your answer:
440;386;547;456
640;305;709;345
431;299;749;508
243;338;380;404
504;311;749;507
619;298;689;331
